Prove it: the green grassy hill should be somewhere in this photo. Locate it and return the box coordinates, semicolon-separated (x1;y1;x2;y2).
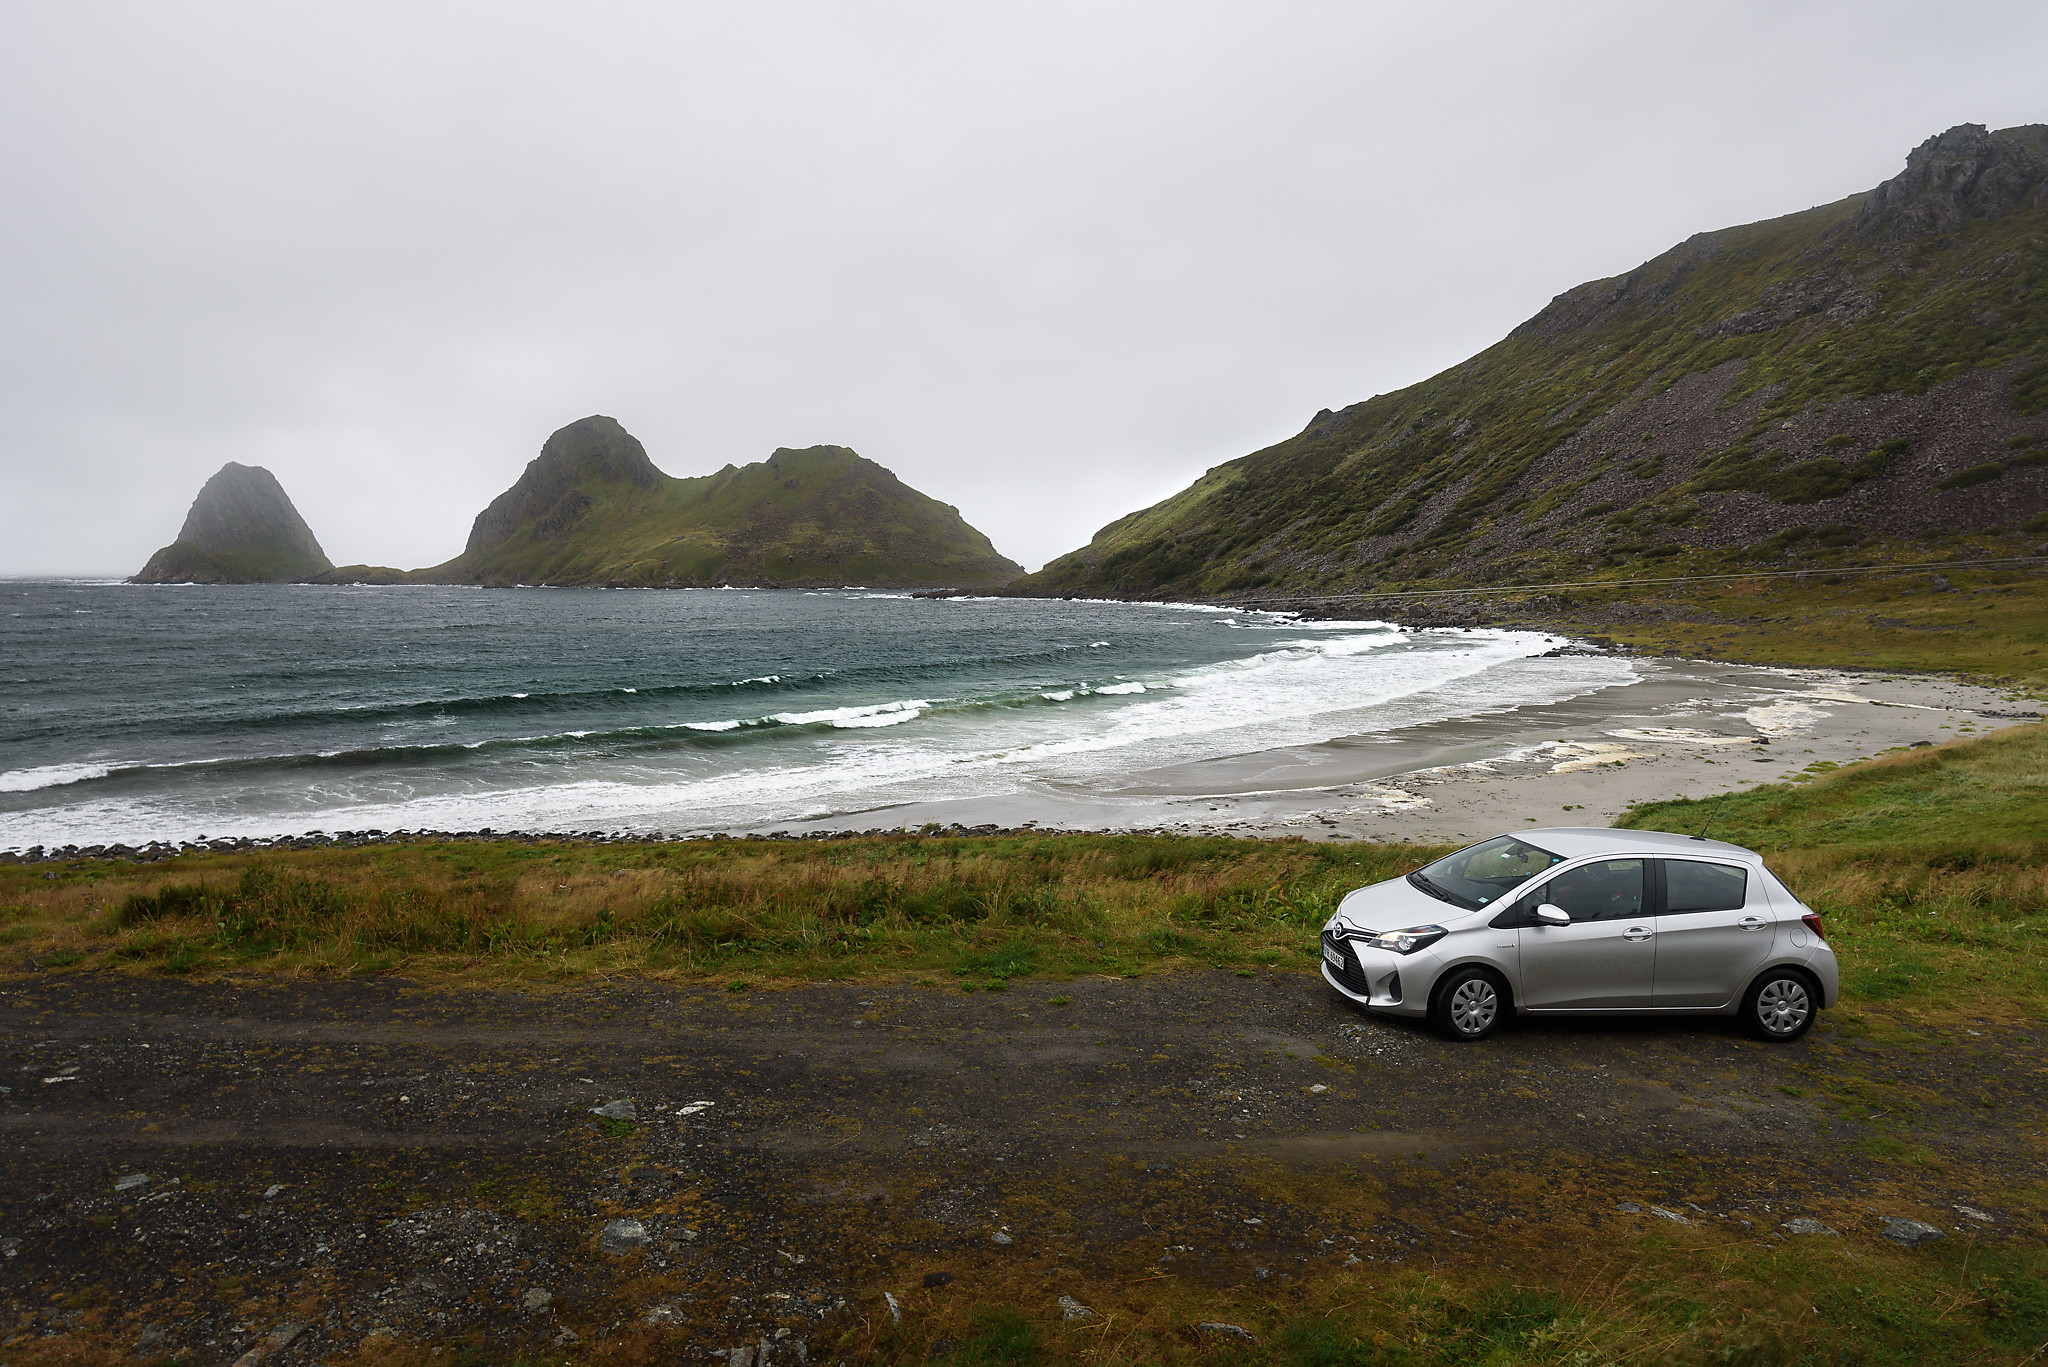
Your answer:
1018;123;2048;601
415;416;1022;589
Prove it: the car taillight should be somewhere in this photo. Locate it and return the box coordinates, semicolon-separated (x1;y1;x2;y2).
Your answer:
1801;913;1826;942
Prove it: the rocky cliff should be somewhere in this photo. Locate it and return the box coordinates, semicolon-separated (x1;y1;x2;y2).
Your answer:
1017;123;2048;600
416;416;1022;588
132;463;334;584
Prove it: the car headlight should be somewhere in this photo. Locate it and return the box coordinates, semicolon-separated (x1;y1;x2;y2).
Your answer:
1365;924;1448;954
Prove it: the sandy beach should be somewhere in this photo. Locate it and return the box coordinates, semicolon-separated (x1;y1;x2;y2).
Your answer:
788;654;2038;844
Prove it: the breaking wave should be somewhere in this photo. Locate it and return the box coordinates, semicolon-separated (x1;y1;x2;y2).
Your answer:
0;763;115;794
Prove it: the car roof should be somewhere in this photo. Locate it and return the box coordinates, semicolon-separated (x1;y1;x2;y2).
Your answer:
1513;827;1761;862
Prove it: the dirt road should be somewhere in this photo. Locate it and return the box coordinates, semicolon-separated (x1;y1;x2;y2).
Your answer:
3;971;2040;1361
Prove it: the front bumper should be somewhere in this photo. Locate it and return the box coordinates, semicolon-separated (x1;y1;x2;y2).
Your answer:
1320;931;1425;1017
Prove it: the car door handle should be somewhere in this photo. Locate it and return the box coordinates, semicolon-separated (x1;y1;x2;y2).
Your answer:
1623;926;1653;942
1738;916;1767;931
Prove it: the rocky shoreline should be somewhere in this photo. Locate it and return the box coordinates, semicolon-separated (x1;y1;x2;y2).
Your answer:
0;822;1179;867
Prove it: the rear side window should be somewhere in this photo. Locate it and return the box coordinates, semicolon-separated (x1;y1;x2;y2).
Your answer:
1662;860;1748;914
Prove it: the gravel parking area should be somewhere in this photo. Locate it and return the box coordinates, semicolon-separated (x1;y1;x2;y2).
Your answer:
3;972;2040;1359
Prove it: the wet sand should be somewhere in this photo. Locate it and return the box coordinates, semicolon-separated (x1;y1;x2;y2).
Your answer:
787;656;2035;843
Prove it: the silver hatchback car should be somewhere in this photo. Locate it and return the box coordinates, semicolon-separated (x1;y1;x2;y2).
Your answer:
1320;828;1838;1042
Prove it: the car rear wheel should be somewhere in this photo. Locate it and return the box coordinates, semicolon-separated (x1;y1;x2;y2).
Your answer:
1429;966;1507;1042
1741;969;1818;1042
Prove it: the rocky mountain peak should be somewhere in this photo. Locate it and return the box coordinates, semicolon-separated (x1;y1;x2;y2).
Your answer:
462;416;662;558
533;415;661;487
132;462;332;583
1507;124;2048;347
1856;122;2048;240
176;462;329;561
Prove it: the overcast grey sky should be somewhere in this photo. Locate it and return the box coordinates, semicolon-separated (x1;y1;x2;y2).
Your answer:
3;2;2043;575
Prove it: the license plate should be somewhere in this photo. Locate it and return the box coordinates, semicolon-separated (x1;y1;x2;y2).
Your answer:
1323;945;1346;968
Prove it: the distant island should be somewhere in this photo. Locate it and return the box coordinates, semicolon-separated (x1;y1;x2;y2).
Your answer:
133;417;1021;590
411;416;1022;589
133;462;334;584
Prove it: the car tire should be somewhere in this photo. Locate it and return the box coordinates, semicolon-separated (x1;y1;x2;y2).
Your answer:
1741;968;1819;1042
1428;966;1507;1042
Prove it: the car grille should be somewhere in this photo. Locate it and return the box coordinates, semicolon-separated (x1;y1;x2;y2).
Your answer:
1321;931;1372;996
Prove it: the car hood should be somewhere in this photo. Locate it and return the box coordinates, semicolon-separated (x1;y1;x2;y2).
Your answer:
1329;875;1480;932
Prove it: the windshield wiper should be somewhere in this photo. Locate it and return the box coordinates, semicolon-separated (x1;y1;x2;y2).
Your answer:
1407;871;1473;909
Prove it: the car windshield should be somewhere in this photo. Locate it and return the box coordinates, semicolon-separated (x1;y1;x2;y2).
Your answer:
1409;836;1564;909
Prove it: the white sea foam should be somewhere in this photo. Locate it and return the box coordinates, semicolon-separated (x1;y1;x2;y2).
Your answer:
769;700;932;729
1282;618;1400;632
970;632;1541;773
246;631;1609;839
1744;700;1832;736
1093;681;1147;695
0;763;115;793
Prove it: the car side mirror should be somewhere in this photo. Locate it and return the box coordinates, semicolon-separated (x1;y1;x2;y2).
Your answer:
1535;903;1570;925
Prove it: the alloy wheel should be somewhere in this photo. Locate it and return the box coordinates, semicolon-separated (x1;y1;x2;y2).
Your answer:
1755;977;1811;1036
1449;977;1498;1036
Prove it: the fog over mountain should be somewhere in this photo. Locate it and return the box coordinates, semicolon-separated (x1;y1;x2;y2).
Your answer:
3;2;2045;575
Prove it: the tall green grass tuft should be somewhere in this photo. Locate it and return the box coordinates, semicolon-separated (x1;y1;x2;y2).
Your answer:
1279;1286;1574;1364
9;833;1440;984
951;1306;1040;1365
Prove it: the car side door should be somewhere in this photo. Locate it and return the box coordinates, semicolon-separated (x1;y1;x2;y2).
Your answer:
1651;858;1770;1007
1495;858;1654;1009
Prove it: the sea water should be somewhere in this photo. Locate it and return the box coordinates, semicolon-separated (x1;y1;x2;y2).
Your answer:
0;582;1637;849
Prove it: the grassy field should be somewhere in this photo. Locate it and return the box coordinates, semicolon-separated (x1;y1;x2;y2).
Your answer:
0;832;1436;987
811;1233;2048;1367
7;722;2044;1012
1544;552;2048;691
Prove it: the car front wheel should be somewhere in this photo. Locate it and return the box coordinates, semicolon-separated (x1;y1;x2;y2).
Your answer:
1741;969;1818;1042
1429;966;1507;1042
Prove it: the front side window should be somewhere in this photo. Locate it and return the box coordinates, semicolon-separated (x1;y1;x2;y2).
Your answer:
1409;835;1564;909
1662;859;1748;914
1523;858;1647;922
